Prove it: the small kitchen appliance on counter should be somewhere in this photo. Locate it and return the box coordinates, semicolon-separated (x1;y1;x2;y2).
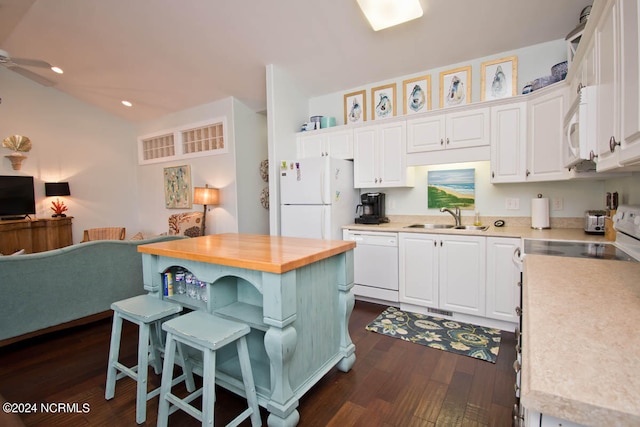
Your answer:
355;192;389;224
585;210;606;234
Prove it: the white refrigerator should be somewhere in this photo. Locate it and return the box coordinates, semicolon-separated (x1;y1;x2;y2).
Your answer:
280;157;357;240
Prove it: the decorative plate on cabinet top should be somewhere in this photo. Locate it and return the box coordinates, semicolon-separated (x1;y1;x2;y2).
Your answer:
260;159;269;182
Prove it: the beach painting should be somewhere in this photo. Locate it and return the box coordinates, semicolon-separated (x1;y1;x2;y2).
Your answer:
427;168;475;210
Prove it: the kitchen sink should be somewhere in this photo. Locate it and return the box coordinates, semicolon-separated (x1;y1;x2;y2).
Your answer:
405;224;455;229
455;225;489;231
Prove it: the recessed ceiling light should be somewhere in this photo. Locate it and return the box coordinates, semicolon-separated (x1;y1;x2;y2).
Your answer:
357;0;423;31
51;66;63;74
121;100;133;107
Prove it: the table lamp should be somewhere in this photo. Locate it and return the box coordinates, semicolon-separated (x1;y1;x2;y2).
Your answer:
193;184;219;235
45;182;71;217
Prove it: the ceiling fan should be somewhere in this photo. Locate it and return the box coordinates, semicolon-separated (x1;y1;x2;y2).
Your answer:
0;49;60;87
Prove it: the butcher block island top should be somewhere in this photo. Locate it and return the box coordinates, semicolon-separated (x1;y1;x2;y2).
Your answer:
138;233;357;427
138;233;356;274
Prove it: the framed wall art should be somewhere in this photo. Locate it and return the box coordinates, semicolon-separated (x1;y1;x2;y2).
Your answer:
439;66;471;108
481;55;517;101
343;90;367;125
163;165;192;209
402;75;431;115
371;83;396;120
427;168;475;210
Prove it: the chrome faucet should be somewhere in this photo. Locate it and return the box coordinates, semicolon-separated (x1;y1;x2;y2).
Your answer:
440;207;461;227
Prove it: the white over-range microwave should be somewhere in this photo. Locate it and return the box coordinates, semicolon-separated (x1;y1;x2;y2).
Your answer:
563;85;597;169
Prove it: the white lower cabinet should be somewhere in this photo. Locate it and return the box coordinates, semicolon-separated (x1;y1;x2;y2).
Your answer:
399;233;486;317
486;237;521;323
399;233;439;307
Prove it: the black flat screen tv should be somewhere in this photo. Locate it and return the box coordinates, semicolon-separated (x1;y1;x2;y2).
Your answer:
0;175;36;219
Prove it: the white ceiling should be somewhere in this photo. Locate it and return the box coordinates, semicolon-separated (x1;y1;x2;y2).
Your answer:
0;0;593;123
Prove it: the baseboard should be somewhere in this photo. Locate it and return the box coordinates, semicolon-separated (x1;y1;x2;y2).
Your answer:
0;311;113;348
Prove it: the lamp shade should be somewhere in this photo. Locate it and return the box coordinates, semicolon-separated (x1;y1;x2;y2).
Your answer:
193;186;219;206
45;182;71;197
356;0;423;31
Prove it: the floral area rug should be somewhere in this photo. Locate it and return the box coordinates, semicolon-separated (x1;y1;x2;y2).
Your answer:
365;307;502;363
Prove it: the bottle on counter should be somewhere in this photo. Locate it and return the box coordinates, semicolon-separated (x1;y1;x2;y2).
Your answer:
474;211;482;226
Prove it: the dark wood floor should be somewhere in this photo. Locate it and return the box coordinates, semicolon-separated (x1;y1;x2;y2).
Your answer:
0;301;516;426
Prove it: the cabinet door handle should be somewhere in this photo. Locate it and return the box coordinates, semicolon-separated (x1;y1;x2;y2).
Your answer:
589;150;598;161
526;169;531;177
434;241;437;247
515;306;522;316
446;137;450;145
609;136;621;153
440;138;444;145
577;82;584;94
492;171;495;179
440;241;443;246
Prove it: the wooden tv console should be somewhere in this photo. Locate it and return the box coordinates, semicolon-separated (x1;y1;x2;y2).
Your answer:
0;217;73;255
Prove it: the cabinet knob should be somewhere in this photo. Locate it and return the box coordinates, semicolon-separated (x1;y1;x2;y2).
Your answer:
440;241;443;246
515;306;522;316
589;150;598;161
446;137;450;145
440;138;444;145
577;82;584;94
526;169;530;177
492;171;495;179
609;136;621;153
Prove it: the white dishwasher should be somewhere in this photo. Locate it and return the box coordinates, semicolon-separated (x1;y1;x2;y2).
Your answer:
343;230;399;302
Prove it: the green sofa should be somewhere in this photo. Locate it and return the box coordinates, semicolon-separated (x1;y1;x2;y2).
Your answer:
0;235;185;345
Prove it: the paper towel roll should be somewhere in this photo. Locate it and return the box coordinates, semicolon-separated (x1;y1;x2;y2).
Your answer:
531;197;550;229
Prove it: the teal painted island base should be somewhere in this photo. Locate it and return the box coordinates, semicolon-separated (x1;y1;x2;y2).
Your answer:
139;234;357;427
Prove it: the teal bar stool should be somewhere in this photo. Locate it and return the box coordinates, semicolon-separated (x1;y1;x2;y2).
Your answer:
157;311;261;427
105;294;195;424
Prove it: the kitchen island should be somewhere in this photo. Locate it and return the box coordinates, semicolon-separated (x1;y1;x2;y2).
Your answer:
522;255;640;426
138;233;356;427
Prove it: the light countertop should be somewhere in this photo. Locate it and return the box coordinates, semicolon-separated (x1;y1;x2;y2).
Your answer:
343;221;607;242
522;255;640;426
138;233;355;274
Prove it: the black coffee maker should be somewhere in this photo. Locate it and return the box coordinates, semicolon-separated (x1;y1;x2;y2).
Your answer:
355;193;389;224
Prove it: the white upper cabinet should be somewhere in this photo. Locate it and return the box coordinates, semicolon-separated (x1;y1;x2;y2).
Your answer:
526;84;570;181
619;0;640;165
407;107;490;153
296;128;353;159
594;0;621;171
490;102;527;183
354;120;414;188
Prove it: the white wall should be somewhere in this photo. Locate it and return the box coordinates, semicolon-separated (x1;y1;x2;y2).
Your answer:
0;67;139;242
233;99;270;234
266;64;312;234
309;39;568;125
135;97;239;235
604;174;640;205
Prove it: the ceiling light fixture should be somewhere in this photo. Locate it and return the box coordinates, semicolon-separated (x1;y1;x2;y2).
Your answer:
51;66;63;74
356;0;423;31
121;100;133;107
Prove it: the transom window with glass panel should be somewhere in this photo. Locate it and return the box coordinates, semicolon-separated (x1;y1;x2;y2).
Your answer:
138;118;227;164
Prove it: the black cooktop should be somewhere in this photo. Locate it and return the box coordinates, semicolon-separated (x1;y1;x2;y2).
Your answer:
524;240;637;262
